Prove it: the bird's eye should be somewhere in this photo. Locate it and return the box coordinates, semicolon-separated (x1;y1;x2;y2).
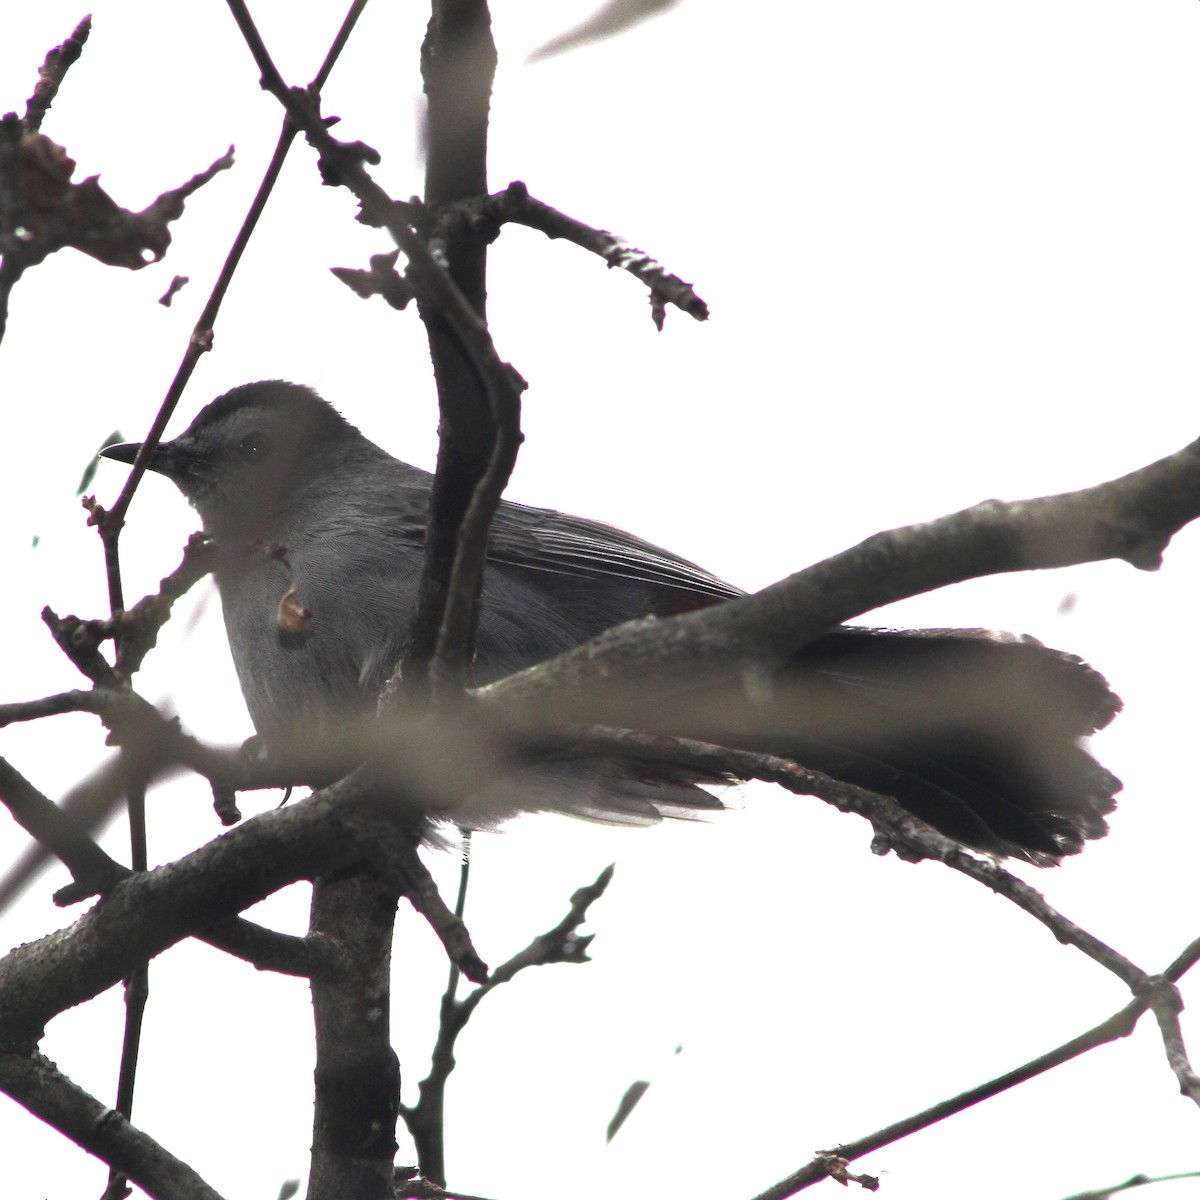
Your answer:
238;431;272;463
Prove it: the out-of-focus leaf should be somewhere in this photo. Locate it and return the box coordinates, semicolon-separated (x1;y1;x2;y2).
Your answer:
606;1078;650;1142
78;429;123;495
158;274;189;307
529;0;682;63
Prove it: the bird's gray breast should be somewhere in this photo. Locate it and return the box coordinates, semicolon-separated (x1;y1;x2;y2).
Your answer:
214;523;424;748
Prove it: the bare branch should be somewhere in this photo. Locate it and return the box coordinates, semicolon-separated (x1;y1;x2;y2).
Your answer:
394;846;488;984
0;117;232;343
99;0;370;612
0;1051;225;1200
1060;1171;1200;1200
393;1169;502;1200
470;865;612;995
0;780;371;1047
478;434;1200;731
109;533;220;679
333;797;488;982
0;689;105;726
21;15;92;134
197;920;350;981
221;0;526;691
486;180;708;326
0;754;128;901
744;940;1200;1198
308;872;402;1200
400;866;612;1178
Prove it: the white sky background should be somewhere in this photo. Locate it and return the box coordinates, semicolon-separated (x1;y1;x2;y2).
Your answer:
2;1;1200;1198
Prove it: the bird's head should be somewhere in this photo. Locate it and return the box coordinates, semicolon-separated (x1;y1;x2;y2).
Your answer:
102;381;363;539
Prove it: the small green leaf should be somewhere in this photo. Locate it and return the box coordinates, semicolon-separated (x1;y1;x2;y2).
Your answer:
78;429;123;495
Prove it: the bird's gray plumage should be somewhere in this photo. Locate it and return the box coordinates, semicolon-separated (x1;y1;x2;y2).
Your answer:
103;381;1122;859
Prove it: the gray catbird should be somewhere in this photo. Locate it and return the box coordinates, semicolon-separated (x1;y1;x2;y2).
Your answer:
102;381;1120;862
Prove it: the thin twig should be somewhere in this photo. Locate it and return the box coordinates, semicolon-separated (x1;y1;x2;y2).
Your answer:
488;180;708;325
400;866;612;1181
99;0;370;612
394;844;488;983
0;689;104;726
338;183;710;328
442;830;472;1005
1060;1170;1200;1200
534;730;1200;1112
106;954;148;1200
22;16;92;134
746;936;1200;1199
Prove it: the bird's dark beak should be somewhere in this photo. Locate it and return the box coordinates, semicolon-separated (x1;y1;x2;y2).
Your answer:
99;440;144;466
100;438;197;480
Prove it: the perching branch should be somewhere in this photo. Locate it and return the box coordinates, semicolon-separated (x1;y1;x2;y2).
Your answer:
478;432;1200;730
7;436;1195;1038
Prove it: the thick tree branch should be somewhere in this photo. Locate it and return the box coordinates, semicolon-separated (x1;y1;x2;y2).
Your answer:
308;872;402;1200
7;437;1189;1040
477;434;1200;730
0;683;286;910
217;14;513;1195
0;1050;225;1200
0;739;343;976
0;781;372;1049
413;0;506;683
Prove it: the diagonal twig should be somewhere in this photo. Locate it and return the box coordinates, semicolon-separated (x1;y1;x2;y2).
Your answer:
21;16;91;134
746;935;1200;1199
399;866;613;1181
0;1050;226;1200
